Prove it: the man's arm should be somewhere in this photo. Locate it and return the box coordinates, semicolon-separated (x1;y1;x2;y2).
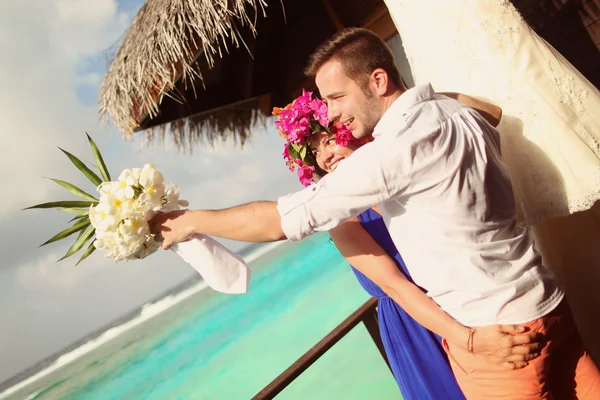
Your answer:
440;92;503;127
150;201;286;249
278;140;408;241
152;140;403;247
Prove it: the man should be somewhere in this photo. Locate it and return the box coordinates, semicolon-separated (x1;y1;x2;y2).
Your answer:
151;28;599;398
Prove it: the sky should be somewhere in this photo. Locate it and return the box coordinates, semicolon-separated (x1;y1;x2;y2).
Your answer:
0;0;304;383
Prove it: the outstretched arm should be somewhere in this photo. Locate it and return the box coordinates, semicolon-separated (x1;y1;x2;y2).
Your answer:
152;92;502;248
150;201;286;249
330;217;542;368
441;92;503;127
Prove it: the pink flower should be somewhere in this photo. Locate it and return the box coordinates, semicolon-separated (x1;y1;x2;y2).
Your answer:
332;122;355;147
286;117;311;144
294;90;314;114
276;105;312;144
297;164;315;187
282;146;295;172
310;98;329;126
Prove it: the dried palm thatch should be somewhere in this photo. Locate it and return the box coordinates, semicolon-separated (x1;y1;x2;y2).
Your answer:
99;0;268;146
143;96;268;153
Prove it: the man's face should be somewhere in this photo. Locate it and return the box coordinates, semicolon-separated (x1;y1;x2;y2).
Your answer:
315;60;382;139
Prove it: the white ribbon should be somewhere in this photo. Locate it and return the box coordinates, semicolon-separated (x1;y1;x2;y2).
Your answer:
170;234;251;294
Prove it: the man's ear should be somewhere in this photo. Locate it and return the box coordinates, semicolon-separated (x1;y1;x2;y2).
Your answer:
370;68;390;96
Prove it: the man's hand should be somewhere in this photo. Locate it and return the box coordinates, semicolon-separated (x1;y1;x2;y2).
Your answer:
149;210;194;250
471;325;544;369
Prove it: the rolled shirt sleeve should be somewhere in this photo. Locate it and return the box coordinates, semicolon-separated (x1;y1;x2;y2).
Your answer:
277;138;411;241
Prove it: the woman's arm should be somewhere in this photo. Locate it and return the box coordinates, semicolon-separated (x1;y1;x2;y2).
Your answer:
440;92;503;127
330;217;468;343
330;217;542;368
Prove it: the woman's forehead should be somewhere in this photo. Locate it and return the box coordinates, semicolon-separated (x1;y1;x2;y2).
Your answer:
308;131;333;147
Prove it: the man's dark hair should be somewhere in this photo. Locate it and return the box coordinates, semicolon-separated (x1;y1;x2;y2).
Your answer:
305;28;402;89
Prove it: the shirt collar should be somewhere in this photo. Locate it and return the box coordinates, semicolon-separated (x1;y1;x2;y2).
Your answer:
373;83;435;138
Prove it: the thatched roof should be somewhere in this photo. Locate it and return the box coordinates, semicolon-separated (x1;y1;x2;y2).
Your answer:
100;0;267;146
100;0;396;149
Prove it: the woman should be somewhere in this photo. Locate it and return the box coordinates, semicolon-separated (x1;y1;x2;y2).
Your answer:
273;90;528;399
383;0;600;364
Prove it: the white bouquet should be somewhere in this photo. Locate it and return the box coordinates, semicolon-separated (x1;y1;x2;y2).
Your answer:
26;134;250;294
91;164;187;261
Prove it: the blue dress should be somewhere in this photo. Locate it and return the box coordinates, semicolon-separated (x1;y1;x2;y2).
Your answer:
354;209;465;399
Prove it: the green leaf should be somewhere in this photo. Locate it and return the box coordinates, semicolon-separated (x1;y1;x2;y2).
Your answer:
40;218;90;247
61;208;90;215
86;133;111;182
47;178;97;201
287;144;300;160
75;225;88;241
59;147;103;187
299;146;307;159
310;119;322;134
58;226;95;261
68;212;89;223
24;200;96;210
75;240;96;266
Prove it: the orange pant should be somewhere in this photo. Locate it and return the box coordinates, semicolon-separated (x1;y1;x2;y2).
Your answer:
443;300;600;399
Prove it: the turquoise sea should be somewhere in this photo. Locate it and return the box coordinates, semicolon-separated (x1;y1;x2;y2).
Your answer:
0;233;401;400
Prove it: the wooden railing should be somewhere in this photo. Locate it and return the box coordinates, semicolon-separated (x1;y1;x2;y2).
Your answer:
252;297;391;400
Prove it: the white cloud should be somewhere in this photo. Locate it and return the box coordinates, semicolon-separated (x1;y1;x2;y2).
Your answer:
0;0;132;219
0;0;305;384
16;247;109;291
50;0;128;58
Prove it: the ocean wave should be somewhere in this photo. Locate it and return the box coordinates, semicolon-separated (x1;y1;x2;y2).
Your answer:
243;240;288;264
0;281;210;399
22;389;41;400
1;241;286;399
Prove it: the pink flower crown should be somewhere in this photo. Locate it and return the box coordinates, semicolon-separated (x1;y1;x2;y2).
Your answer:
273;90;355;186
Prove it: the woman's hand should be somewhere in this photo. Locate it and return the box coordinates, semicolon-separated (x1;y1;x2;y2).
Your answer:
469;325;544;369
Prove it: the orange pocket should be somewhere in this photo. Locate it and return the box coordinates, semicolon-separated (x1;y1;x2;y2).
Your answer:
442;338;475;376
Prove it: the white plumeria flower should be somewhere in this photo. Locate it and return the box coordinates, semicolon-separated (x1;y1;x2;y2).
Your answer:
97;181;116;196
139;163;164;187
133;241;159;259
138;164;165;208
118;217;149;243
94;230;121;256
162;184;189;211
114;168;139;199
96;228;118;239
131;168;142;180
139;185;165;210
99;193;134;220
89;202;119;232
111;236;139;260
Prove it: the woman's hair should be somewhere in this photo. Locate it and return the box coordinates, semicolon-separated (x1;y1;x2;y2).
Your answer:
305;150;328;178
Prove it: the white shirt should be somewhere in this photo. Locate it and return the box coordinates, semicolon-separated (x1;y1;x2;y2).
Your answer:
277;84;563;326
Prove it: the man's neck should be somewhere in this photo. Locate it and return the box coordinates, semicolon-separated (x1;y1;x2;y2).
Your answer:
381;88;406;114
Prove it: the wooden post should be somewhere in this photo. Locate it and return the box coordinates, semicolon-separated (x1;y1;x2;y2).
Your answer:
321;0;345;31
362;305;392;372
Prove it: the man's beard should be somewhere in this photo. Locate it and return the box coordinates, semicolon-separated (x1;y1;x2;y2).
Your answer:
360;91;381;134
